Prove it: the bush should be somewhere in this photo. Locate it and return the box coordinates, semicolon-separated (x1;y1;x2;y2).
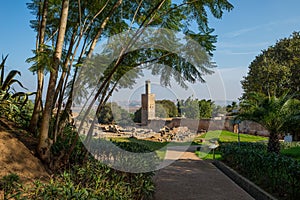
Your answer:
220;142;300;199
0;173;20;199
4;160;155;199
3;136;156;199
87;138;160;173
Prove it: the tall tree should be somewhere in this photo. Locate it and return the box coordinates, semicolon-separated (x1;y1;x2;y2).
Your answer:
241;32;300;101
156;100;178;118
198;99;213;119
26;0;234;165
28;0;49;134
37;0;69;163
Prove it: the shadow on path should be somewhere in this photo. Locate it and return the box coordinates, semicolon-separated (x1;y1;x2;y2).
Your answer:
153;147;254;200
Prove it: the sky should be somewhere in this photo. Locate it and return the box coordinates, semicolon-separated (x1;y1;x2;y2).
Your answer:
1;0;300;104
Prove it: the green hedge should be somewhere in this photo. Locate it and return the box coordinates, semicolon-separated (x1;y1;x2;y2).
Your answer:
221;142;300;199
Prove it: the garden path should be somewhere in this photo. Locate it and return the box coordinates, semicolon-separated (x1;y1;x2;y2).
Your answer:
153;146;254;200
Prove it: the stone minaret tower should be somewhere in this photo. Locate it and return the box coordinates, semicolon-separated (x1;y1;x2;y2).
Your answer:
141;80;155;125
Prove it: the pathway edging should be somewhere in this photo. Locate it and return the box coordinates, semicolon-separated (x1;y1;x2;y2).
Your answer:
213;160;277;200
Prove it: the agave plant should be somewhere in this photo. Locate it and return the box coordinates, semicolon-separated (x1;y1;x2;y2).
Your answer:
0;55;35;125
0;55;27;94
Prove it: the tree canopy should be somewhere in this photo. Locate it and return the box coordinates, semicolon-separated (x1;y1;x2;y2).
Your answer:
177;97;214;119
26;0;234;164
241;32;300;101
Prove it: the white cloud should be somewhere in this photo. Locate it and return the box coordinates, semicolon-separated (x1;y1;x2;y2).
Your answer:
225;26;260;38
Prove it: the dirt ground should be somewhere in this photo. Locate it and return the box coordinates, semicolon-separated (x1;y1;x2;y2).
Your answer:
0;118;49;183
153;146;254;200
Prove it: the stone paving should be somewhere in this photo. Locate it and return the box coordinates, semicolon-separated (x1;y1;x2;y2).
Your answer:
153;146;254;200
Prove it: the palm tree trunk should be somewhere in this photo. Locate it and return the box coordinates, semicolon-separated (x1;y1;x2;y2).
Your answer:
38;0;69;164
267;132;280;154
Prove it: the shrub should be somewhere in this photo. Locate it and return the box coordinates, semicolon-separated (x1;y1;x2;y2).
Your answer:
220;142;300;199
0;173;20;199
0;55;34;127
4;159;155;199
3;138;156;199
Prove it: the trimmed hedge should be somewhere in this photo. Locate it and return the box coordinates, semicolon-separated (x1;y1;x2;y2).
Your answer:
220;142;300;199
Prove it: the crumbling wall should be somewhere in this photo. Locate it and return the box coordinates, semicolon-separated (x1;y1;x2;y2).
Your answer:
147;118;269;136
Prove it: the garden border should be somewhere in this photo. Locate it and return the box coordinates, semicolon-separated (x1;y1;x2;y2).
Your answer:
212;160;277;200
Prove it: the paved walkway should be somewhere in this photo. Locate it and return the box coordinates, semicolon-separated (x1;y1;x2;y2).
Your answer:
153;146;254;200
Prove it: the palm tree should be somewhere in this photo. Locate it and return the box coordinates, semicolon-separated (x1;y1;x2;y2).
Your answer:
237;92;300;154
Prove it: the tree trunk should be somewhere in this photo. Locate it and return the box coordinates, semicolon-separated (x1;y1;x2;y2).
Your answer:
267;132;280;154
87;0;123;58
38;0;69;164
29;0;48;134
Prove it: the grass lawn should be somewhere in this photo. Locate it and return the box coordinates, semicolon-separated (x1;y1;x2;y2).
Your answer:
281;146;300;160
111;137;168;150
194;130;268;160
110;131;269;160
110;137;169;159
194;130;267;143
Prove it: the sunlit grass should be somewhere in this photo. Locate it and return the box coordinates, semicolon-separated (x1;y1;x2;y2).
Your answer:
110;131;268;160
194;130;268;143
195;151;222;160
194;130;268;160
110;137;168;159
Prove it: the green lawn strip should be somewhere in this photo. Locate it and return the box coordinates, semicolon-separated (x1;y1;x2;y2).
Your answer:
195;130;267;143
195;130;268;160
281;146;300;160
110;137;168;159
111;137;198;160
110;131;268;161
111;137;168;150
195;150;222;160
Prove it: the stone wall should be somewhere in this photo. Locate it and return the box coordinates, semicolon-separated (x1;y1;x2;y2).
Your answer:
147;118;269;136
239;120;269;136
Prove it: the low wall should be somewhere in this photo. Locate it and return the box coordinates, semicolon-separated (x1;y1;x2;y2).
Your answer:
147;118;269;136
239;120;269;136
147;118;231;132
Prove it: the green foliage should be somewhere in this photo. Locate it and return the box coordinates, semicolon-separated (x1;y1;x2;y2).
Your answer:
6;161;154;199
195;149;222;160
87;137;160;172
281;146;300;160
0;55;34;126
238;92;300;153
0;173;20;199
195;130;267;143
198;99;213;118
155;99;178;118
195;131;267;160
133;107;142;123
221;142;300;199
226;101;238;116
177;97;215;119
211;104;227;117
112;137;168;151
26;44;54;73
241;32;300;100
4;137;156;199
98;102;133;126
177;97;200;118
